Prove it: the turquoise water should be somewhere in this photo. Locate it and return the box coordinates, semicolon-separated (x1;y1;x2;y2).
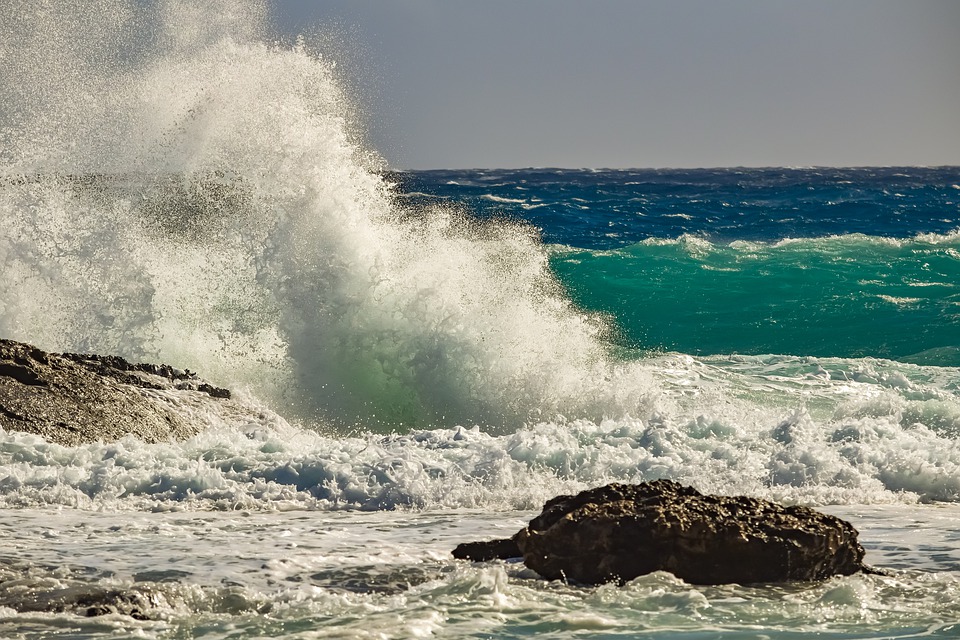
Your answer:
553;233;960;364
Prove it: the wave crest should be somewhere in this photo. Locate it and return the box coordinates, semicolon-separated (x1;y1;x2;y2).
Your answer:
0;1;650;431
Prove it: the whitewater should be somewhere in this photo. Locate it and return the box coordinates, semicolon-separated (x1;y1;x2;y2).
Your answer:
0;1;959;637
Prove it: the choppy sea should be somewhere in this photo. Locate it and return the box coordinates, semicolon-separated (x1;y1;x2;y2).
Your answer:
1;2;959;638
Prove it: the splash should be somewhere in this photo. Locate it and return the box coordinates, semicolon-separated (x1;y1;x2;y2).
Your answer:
0;0;647;431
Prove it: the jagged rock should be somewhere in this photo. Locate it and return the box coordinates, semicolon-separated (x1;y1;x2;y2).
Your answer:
518;480;870;584
456;480;873;585
0;338;231;446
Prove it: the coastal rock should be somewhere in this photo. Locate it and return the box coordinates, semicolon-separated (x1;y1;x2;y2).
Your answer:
452;537;521;562
0;338;231;446
457;480;872;585
517;480;868;584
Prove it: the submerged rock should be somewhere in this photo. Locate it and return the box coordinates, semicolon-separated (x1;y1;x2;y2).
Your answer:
456;480;873;585
308;564;455;595
5;585;168;620
0;338;231;446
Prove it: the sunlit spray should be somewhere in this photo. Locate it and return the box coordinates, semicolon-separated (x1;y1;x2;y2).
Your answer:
0;0;650;431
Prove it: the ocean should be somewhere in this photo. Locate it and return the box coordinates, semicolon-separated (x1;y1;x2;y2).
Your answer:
1;2;959;638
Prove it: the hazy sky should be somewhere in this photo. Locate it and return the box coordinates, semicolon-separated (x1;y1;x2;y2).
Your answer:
269;1;960;169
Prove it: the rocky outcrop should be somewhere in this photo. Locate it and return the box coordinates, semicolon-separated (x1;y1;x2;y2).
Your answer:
0;338;230;446
455;480;873;585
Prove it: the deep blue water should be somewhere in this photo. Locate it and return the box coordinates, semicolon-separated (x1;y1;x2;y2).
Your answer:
395;167;960;364
394;167;960;247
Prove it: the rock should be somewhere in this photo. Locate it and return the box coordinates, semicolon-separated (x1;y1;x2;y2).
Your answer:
455;480;874;585
0;338;231;446
0;556;265;621
452;537;521;562
516;480;870;585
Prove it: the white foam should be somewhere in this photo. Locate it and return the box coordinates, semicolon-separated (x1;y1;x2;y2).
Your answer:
0;0;653;431
1;504;958;637
480;194;527;204
0;353;955;510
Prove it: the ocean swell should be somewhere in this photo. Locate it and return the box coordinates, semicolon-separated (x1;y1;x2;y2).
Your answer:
552;232;960;364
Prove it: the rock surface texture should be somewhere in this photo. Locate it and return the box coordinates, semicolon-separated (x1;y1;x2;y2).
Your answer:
0;339;230;446
457;480;872;585
452;537;522;562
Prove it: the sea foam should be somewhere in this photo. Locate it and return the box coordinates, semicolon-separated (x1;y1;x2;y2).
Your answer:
0;0;649;431
0;1;959;513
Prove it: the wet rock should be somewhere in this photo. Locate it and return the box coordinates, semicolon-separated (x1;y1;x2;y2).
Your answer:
0;338;231;446
518;480;870;585
308;564;455;595
456;480;873;585
0;569;168;620
452;537;521;562
36;586;165;620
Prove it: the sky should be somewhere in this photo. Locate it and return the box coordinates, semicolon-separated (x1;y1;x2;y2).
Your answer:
269;0;960;170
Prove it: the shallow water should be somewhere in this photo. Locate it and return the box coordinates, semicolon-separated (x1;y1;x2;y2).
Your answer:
1;505;959;639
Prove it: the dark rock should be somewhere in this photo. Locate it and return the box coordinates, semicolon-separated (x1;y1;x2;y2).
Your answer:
60;351;230;398
0;557;263;620
0;338;231;446
452;537;521;561
514;480;870;585
454;480;874;586
71;587;162;620
0;583;166;620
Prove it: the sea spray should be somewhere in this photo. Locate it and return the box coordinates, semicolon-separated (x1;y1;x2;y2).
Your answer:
0;0;652;431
